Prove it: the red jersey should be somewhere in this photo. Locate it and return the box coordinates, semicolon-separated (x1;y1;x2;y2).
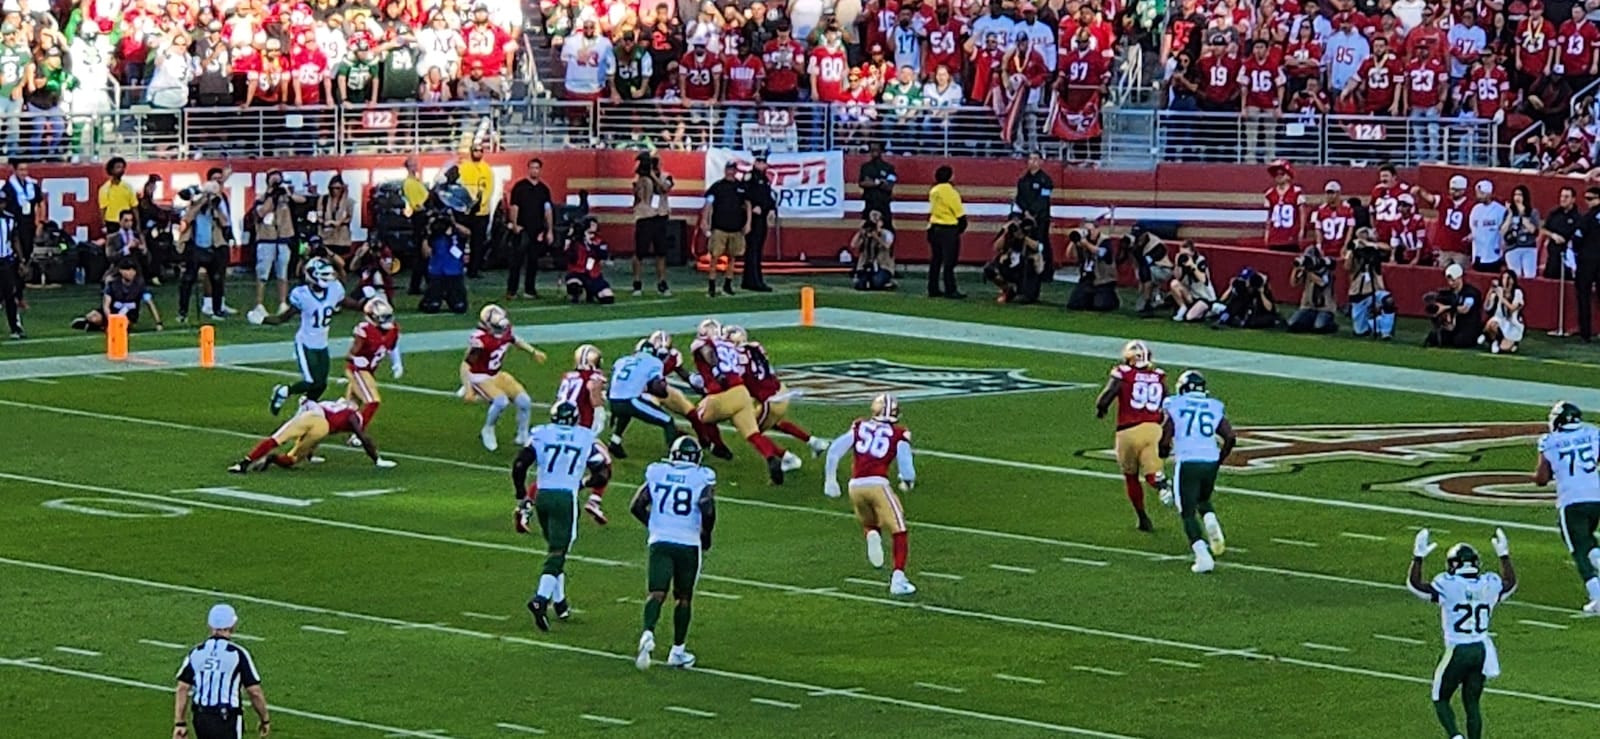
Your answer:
1110;364;1167;429
289;48;327;105
1356;53;1403;112
1264;184;1305;247
1403;24;1447;65
1369;181;1413;240
808;44;850;102
1196;54;1241;105
1284;39;1324;78
661;348;685;376
1240;56;1285;109
860;59;895;93
462;22;512;77
565;238;606;279
724;53;765;101
1404;57;1447;109
467;328;516;375
555;368;606;428
319;400;362;434
969;46;1006;103
1059;18;1116;59
1560;20;1600;75
762;38;805;95
690;337;746;393
1312;202;1355;254
679;50;722;100
923;16;967;76
1467;65;1511;117
1516;18;1556;76
741;342;782;402
1057;48;1109;106
864;0;900;52
347;322;400;372
249;62;287;104
846;418;912;481
1391;212;1431;263
1431;194;1472;252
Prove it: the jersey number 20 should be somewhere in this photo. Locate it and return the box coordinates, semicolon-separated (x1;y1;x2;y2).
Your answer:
1452;603;1490;635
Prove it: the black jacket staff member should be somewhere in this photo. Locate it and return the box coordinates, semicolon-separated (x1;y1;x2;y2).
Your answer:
1015;151;1054;245
1424;263;1485;349
1576;186;1600;341
506;157;555;300
3;158;43;304
1541;186;1580;281
631;152;675;297
858;141;896;231
926;165;967;299
174;604;270;739
742;153;777;292
701;161;751;298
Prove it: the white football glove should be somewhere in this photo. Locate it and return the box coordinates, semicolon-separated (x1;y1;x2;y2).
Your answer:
1413;529;1437;558
688;374;706;392
245;306;266;325
824;480;842;498
392;363;404;379
898;480;915;493
1491;528;1510;558
375;458;397;469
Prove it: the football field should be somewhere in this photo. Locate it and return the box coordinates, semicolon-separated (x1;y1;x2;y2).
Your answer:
2;298;1598;738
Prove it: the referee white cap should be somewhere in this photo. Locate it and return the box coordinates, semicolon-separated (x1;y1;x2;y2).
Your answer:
207;603;238;630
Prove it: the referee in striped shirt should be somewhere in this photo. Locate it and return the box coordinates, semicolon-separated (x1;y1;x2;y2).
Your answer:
174;604;271;738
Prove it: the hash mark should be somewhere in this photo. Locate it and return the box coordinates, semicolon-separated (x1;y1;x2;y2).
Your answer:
842;577;883;588
579;714;633;726
460;612;510;621
1408;525;1451;535
1372;634;1425;646
231;634;265;642
53;647;101;657
913;681;966;693
1070;665;1125;677
1301;642;1351;653
1147;658;1202;669
99;375;126;382
988;564;1037;574
664;706;718;718
137;639;189;650
1059;556;1110;567
698;591;742;600
1519;619;1571;631
24;378;59;385
301;625;348;635
807;686;863;697
918;571;965;581
1271;538;1320;548
749;697;801;709
992;672;1045;685
1340;532;1388;542
494;722;546;734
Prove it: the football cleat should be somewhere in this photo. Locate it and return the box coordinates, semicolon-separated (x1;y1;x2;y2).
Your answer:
1585;600;1600;615
227;459;250;474
608;440;629;459
889;570;917;596
721;325;748;345
554;600;572;620
346;435;363;448
1122;339;1152;368
307;456;327;464
268;385;290;416
374;458;397;469
696;318;721;339
710;443;734;461
478;304;511;337
1176;369;1207;395
865;530;885;568
1446;543;1481;576
766;455;785;485
1550;401;1583;432
781;451;803;472
585;495;609;526
550;402;580;427
480;426;499;452
670;436;704;464
635;631;655;671
304;257;337;289
807;436;830;457
870;393;900;423
514;429;529;448
1204;513;1227;555
527;598;550;632
1136;511;1154;532
1191;544;1216;574
364;297;395;327
573;343;602;371
666;646;696;668
1159;486;1175;508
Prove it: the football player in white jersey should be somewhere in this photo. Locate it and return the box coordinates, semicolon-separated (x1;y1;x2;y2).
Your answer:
259;258;358;415
630;437;717;670
1533;401;1600;613
511;402;610;631
1158;370;1236;574
1408;529;1517;739
607;339;682;459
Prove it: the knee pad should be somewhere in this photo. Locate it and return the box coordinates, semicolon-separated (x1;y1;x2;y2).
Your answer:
514;393;532;411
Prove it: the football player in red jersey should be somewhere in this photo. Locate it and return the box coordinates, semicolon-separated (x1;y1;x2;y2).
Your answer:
690;318;787;484
724;326;831;470
556;344;612;523
229;399;396;472
1368;163;1413;245
1095;340;1170;531
1310;180;1355;256
344;298;402;434
824;394;918;596
460;304;548;452
1263;160;1304;252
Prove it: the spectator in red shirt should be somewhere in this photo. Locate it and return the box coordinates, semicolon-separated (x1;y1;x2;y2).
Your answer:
461;1;514;87
1264;159;1305;251
245;38;289;107
1310;180;1356;255
1284;20;1324;96
1344;34;1403;117
809;21;850;103
762;20;805;102
1239;39;1285;164
968;30;1006;105
1514;1;1556;90
922;1;967;81
1402;4;1447;66
679;38;722;103
289;32;331;107
861;44;895;96
1558;4;1599;93
1194;34;1241;161
721;40;764;146
1401;41;1447;162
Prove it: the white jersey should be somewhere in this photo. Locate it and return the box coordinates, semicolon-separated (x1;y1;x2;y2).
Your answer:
609;351;665;401
288;282;346;349
891;25;921;75
1162;393;1225;463
1430;572;1508;646
1539;424;1600;507
643;460;715;547
528;424;600;493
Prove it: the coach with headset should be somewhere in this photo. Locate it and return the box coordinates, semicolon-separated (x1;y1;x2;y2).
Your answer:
174;604;271;739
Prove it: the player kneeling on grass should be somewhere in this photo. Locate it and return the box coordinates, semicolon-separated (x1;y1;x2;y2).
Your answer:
824;394;917;596
1158;370;1236;574
1408;529;1516;739
631;437;716;670
564;217;615;304
343;298;402;441
229;398;397;472
1533;401;1600;614
512;402;612;631
70;257;165;332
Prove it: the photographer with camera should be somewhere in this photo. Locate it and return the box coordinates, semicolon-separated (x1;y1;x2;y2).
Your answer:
1167;241;1216;322
1126;227;1173;316
1065;215;1120;312
850;210;896;291
1287;246;1338;333
564;217;616;304
1214;268;1280;329
1424;263;1485;348
1345;226;1395;339
176;168;236;323
631;152;675;297
983;212;1045;304
419;200;473;314
252;170;306;317
315;175;356;262
1481;270;1525;353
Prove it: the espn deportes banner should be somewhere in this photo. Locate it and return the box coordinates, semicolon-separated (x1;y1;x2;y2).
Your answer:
703;149;845;219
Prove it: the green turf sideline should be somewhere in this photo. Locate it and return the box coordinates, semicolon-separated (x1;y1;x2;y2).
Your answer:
0;555;1141;739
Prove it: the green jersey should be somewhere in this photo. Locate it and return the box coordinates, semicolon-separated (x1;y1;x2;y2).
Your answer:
881;80;923;119
339;59;379;103
0;44;31;98
613;46;654;101
379;46;420;101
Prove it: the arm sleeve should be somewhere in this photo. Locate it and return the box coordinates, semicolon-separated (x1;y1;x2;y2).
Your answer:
824;432;853;484
896;440;916;483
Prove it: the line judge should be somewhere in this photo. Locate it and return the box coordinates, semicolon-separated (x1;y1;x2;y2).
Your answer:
174;604;270;739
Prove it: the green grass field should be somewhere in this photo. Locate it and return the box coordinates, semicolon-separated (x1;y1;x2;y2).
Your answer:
3;272;1598;738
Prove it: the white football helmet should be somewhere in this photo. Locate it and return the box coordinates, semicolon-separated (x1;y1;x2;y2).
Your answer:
479;304;510;337
639;330;673;358
697;318;722;339
364;297;395;327
574;344;603;371
1122;340;1152;369
722;325;749;346
305;257;337;289
871;393;900;423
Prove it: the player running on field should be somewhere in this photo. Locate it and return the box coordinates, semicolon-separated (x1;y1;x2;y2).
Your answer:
1408;528;1517;739
556;344;612;523
631;437;717;671
262;258;361;415
1095;340;1171;532
512;402;613;630
342;297;402;439
228;398;397;472
1533;401;1600;613
690;318;786;484
460;304;548;452
824;394;917;596
724;325;830;472
607;339;682;460
1159;370;1236;574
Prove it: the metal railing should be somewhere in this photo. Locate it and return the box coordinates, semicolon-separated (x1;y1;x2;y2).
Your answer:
1114;108;1499;167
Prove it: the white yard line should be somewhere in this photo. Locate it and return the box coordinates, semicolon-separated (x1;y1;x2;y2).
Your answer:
494;722;547;734
23;378;58;385
333;488;405;499
1147;658;1202;669
664;706;718;718
988;564;1037;574
1071;666;1125;677
460;612;510;621
136;639;189;650
0;658;450;737
301;625;348;635
579;714;633;726
97;374;125;381
993;673;1046;685
1339;532;1388;542
1271;538;1320;548
1519;620;1571;631
231;634;265;642
1060;557;1110;567
913;681;966;693
1372;634;1426;646
52;647;101;657
918;571;965;581
1301;642;1351;653
843;577;886;588
749;698;801;710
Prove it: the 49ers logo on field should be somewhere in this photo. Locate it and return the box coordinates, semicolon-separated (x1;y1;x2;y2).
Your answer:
773;359;1087;404
1218;422;1546;473
1367;473;1554;506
